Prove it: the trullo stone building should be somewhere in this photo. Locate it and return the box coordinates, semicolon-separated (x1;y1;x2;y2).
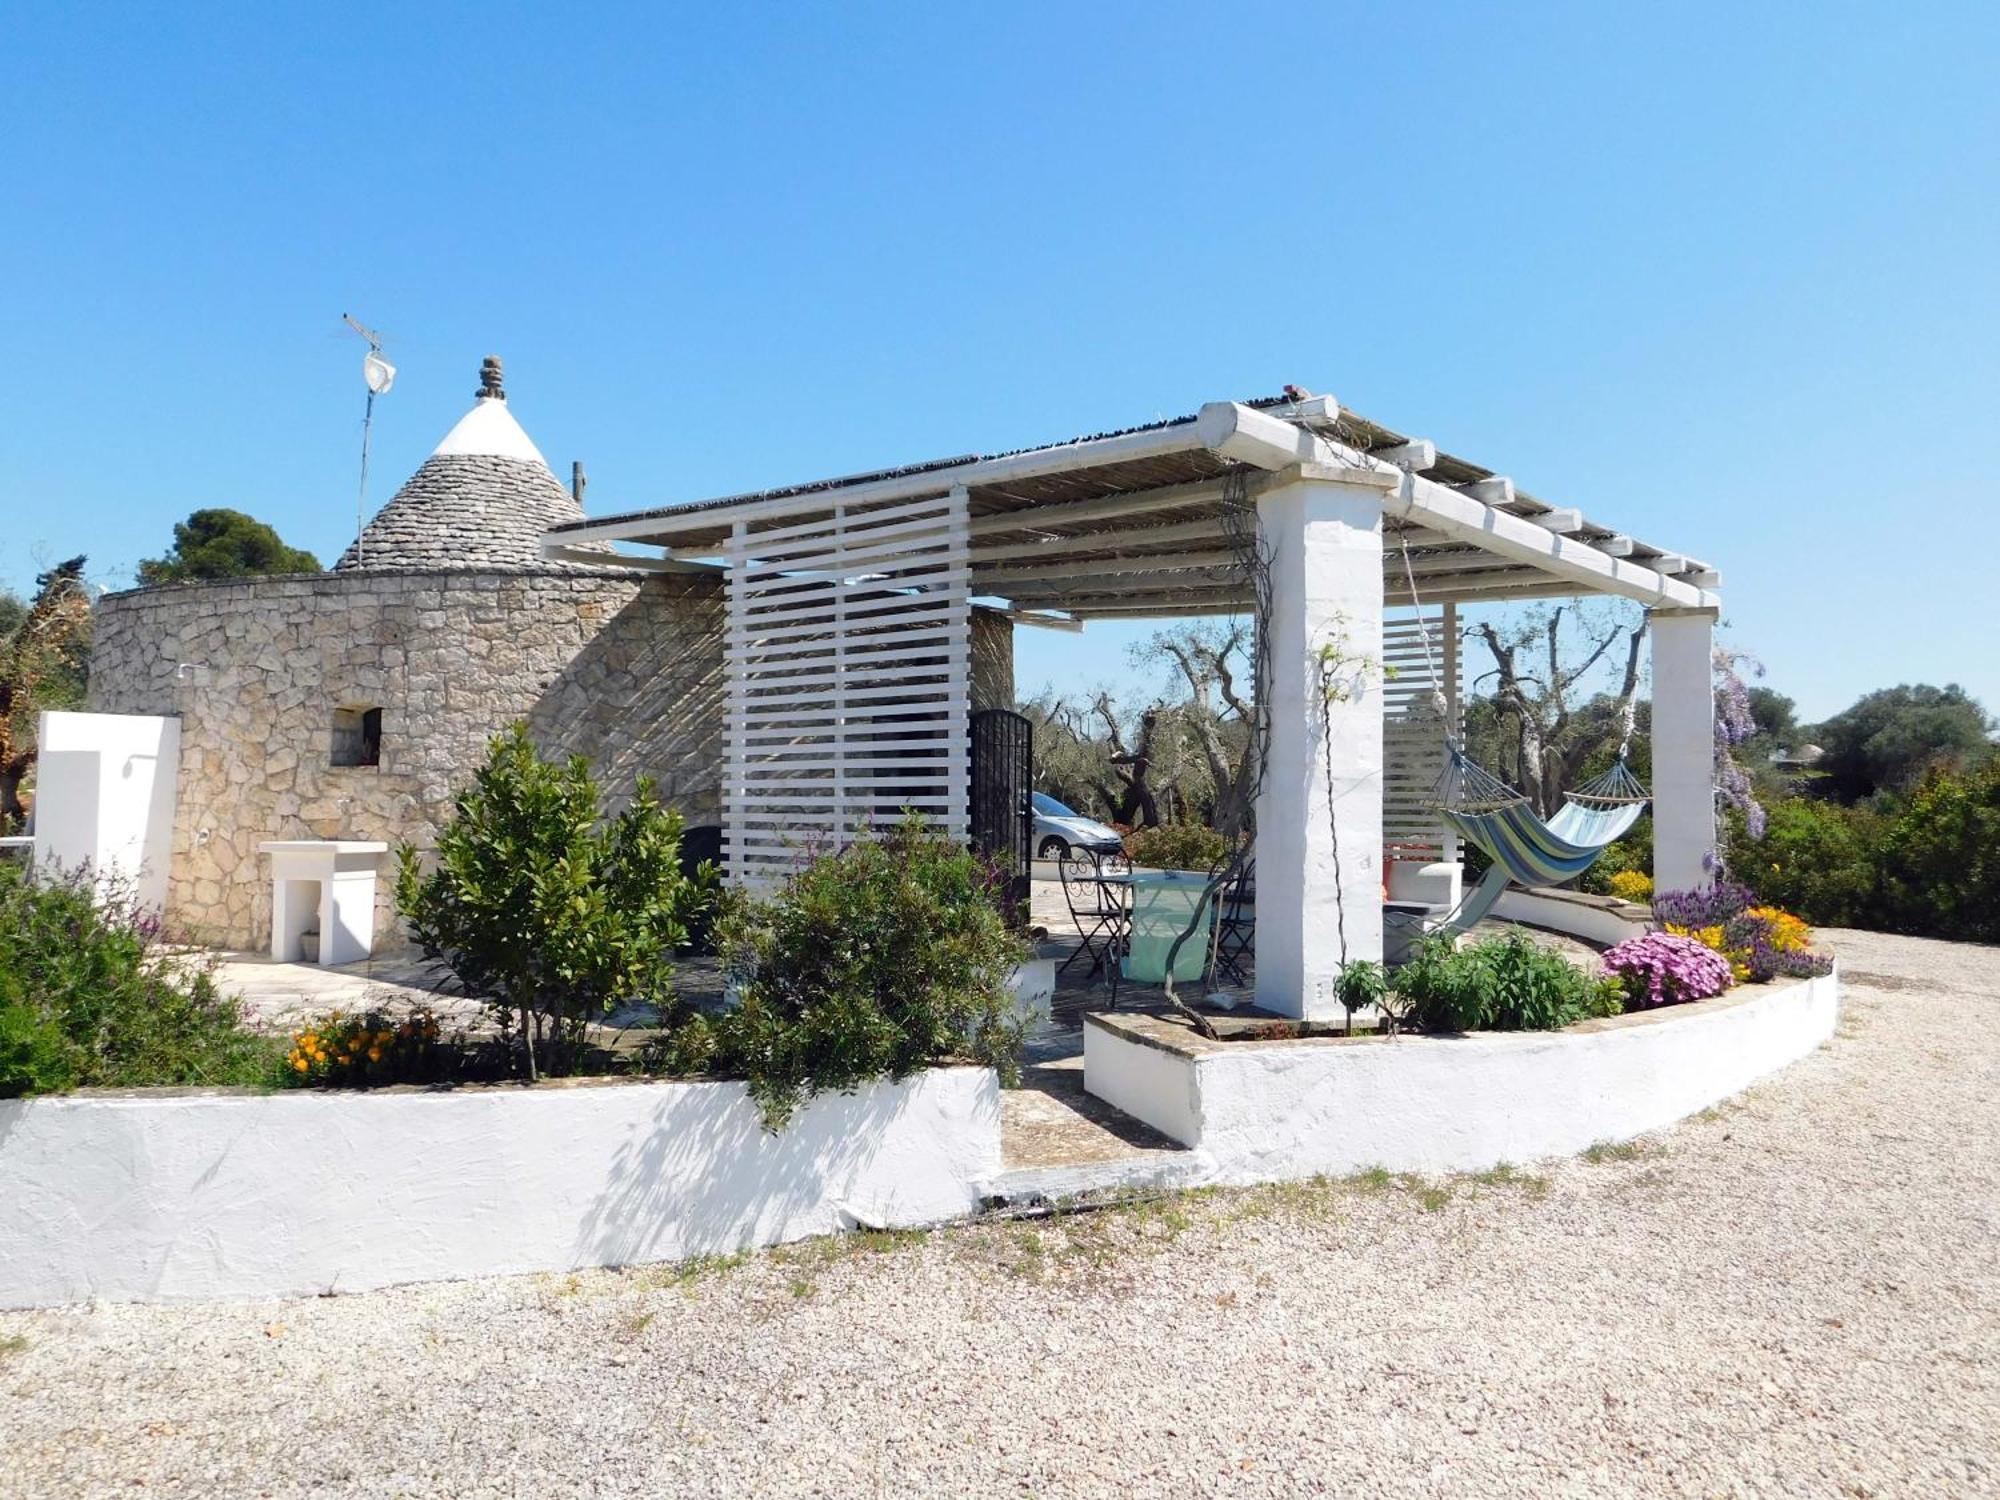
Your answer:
85;359;739;947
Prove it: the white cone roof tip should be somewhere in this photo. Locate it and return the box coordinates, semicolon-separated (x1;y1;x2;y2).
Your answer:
429;394;550;469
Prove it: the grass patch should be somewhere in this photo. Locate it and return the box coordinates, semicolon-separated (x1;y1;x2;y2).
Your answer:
1582;1139;1657;1164
0;1334;26;1360
1465;1161;1552;1199
625;1249;753;1294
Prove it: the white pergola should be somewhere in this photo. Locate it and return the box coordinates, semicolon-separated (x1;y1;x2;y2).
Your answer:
545;395;1721;1021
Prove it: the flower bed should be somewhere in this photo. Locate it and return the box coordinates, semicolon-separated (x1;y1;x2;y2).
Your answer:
1083;966;1840;1182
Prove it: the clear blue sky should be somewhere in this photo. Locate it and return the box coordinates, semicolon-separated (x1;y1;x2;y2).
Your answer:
3;2;1993;722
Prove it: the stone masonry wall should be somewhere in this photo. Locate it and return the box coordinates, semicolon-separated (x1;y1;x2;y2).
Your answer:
88;570;727;948
89;574;1016;950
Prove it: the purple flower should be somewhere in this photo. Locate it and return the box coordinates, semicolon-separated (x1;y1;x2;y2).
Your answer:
1602;932;1733;1008
1652;882;1753;929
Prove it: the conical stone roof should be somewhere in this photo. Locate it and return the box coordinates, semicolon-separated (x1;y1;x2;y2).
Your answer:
335;356;592;572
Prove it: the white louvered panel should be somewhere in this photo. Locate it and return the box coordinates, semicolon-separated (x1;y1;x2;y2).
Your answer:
724;487;970;883
1382;606;1460;867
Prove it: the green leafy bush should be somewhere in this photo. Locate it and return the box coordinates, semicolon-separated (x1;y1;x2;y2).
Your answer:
692;816;1028;1128
1725;798;1884;929
1576;815;1653;895
1124;821;1233;872
0;863;275;1097
396;724;715;1080
1726;761;2000;943
1872;765;2000;944
1390;931;1621;1033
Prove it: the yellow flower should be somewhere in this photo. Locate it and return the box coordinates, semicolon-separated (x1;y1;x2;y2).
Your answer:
292;1058;309;1073
367;1047;383;1063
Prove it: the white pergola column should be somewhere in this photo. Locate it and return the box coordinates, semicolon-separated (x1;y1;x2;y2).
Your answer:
1255;464;1392;1020
1649;607;1718;892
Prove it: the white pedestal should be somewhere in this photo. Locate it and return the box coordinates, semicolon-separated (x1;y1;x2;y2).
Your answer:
258;841;389;967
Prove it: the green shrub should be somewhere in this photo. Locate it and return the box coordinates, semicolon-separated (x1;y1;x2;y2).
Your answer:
1727;763;2000;943
0;863;275;1097
1124;822;1232;872
1576;816;1653;894
1874;764;2000;943
694;816;1028;1129
1390;930;1614;1033
1725;798;1883;928
395;724;715;1081
1333;959;1388;1032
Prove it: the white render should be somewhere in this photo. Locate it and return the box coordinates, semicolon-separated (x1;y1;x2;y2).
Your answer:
259;840;389;966
1083;970;1840;1182
1254;467;1392;1017
1491;886;1652;947
31;710;181;915
1650;607;1720;891
0;1067;1000;1309
428;393;551;466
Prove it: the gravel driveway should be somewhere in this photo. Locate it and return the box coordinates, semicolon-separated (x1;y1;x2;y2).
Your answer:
4;928;1996;1498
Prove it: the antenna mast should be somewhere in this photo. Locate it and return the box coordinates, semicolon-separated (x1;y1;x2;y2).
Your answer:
342;314;396;566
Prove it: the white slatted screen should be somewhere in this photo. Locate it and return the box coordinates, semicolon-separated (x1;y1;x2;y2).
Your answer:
1383;605;1460;868
723;487;971;883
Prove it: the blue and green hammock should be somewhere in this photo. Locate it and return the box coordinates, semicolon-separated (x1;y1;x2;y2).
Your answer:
1429;746;1650;933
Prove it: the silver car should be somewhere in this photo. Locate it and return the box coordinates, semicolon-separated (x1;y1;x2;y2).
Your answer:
1031;792;1124;860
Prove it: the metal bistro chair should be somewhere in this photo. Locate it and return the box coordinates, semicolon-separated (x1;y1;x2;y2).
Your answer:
1214;857;1255;985
1057;845;1128;980
1110;869;1218;1009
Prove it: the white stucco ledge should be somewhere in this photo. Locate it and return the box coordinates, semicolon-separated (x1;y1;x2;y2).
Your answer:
1082;967;1840;1185
1491;885;1653;948
0;1066;1000;1309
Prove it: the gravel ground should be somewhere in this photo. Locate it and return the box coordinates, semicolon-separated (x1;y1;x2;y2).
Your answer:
4;927;1996;1498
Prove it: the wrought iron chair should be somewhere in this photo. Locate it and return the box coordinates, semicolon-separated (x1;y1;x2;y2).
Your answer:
1057;846;1127;980
1215;858;1255;984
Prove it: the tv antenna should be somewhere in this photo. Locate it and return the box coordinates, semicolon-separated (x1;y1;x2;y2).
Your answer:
342;313;397;565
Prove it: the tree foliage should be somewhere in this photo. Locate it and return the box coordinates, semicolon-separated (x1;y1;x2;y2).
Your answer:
394;724;715;1080
0;557;93;831
1462;602;1648;817
1809;683;1994;803
1132;620;1259;837
1019;620;1256;832
1729;759;2000;944
136;507;321;584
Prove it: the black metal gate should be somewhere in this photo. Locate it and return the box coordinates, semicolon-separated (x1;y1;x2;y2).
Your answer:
968;708;1033;926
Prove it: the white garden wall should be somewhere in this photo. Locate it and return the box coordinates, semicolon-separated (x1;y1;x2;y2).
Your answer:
0;1067;1000;1309
1085;970;1839;1183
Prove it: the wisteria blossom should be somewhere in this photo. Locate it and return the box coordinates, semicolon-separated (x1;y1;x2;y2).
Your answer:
1713;647;1767;841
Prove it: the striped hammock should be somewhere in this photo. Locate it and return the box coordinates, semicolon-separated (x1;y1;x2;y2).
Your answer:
1428;748;1650;933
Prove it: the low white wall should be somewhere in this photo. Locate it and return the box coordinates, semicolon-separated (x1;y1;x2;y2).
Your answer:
32;710;181;915
1086;969;1839;1184
0;1067;1000;1309
1492;886;1651;947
